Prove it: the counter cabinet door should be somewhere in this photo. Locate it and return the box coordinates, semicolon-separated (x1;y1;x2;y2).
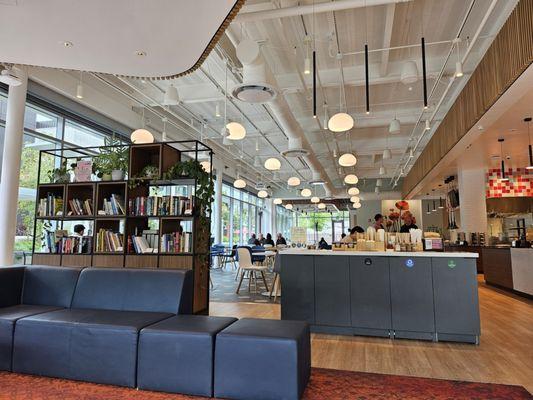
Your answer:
314;255;351;327
350;256;392;331
432;257;480;336
390;257;435;335
280;255;315;323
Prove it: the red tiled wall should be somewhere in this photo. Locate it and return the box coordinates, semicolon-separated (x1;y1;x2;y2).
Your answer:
486;168;533;198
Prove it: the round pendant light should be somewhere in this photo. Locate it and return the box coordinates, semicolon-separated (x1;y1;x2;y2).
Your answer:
257;190;268;198
400;60;418;84
300;188;312;197
311;196;320;203
226;122;246;140
287;176;301;186
200;160;211;172
273;198;283;205
338;153;357;167
131;129;154;144
350;196;360;203
233;176;246;189
353;202;362;209
347;187;359;196
328;112;354;132
389;118;401;134
317;202;326;209
285;203;293;210
344;174;358;185
383;148;392;160
264;157;281;171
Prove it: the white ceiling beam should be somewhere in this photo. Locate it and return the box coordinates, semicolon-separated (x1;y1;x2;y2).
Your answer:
380;4;396;77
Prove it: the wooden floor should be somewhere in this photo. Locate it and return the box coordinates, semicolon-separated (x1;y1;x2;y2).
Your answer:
210;278;533;394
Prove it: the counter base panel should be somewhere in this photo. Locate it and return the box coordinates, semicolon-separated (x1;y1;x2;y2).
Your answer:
436;333;479;344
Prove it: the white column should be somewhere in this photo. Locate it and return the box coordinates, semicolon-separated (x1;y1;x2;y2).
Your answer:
270;199;277;235
214;168;223;244
457;153;488;238
0;67;28;266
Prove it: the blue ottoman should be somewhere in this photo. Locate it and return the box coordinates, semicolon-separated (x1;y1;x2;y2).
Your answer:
214;318;311;400
137;315;237;396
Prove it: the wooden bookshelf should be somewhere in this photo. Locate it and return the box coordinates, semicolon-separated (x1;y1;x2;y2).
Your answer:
32;141;213;314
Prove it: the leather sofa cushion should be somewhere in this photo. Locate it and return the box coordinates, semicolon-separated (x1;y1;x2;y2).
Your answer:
71;268;192;314
0;267;25;307
22;265;82;308
0;304;62;371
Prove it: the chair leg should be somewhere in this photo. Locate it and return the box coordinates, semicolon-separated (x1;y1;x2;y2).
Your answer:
248;270;252;293
236;271;245;294
234;266;241;281
269;273;277;298
260;271;269;292
274;278;281;300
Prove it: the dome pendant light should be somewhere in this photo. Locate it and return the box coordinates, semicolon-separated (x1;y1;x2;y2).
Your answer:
348;187;359;196
226;121;246;140
258;190;268;198
344;174;358;185
329;58;354;132
287;176;301;187
301;188;312;197
318;202;326;209
163;84;179;106
264;157;281;171
285;203;293;210
131;108;154;144
338;153;357;167
350;196;360;203
311;196;320;204
273;198;283;205
233;168;246;189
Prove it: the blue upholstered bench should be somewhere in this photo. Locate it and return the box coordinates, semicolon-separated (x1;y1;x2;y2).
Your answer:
214;318;311;400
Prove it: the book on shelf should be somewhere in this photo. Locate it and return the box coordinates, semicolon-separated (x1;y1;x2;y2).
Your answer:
99;194;125;215
38;194;63;217
42;230;91;254
128;229;159;254
128;195;193;216
73;160;92;182
68;198;93;216
160;231;192;253
95;228;123;252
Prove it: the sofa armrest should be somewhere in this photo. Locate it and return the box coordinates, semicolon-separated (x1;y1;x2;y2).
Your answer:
0;266;25;307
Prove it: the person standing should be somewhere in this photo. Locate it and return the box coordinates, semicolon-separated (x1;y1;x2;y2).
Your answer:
372;214;385;230
400;211;418;233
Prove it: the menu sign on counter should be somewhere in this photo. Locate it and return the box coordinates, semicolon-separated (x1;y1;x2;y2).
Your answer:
424;238;443;251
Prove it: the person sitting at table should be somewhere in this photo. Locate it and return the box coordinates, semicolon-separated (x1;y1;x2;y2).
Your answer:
258;233;265;245
318;237;330;250
276;233;287;246
253;238;261;246
248;233;257;245
340;226;364;243
264;233;275;247
400;211;418;233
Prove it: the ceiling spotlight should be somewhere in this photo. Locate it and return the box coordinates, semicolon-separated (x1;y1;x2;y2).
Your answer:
344;174;358;185
163;84;180;106
76;82;84;99
379;166;386;175
304;56;311;75
258;190;268;198
347;187;359;196
222;135;232;146
328;113;354;132
318;203;326;209
338;153;357;167
285;203;293;210
389;118;401;134
233;176;246;189
383;148;392;160
425;119;431;131
287;176;301;186
273;198;283;205
350;196;360;203
455;61;464;78
400;60;418;84
409;148;414;158
131;129;154;144
226;122;246;140
301;188;312;197
264;157;281;171
353;202;362;209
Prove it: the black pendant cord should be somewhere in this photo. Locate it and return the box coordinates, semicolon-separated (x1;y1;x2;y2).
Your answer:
313;50;317;118
526;117;533;166
501;160;506;180
365;44;370;114
529;144;533;166
421;37;428;109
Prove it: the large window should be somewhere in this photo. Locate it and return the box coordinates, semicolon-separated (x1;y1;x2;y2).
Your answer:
288;211;350;244
0;92;128;263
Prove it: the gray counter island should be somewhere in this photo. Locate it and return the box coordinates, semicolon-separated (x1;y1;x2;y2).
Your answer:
280;250;480;344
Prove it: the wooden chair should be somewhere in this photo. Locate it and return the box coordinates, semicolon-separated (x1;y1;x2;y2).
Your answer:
236;247;269;294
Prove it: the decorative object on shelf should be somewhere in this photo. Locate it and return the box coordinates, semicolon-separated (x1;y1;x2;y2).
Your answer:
129;164;159;188
46;160;70;183
73;160;92;182
92;137;129;181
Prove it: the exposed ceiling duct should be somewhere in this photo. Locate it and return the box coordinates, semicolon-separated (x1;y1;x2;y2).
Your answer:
234;39;335;197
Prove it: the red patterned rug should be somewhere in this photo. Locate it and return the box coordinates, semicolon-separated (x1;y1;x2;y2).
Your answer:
0;368;530;400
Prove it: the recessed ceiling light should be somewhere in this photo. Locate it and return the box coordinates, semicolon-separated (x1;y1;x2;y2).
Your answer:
63;41;74;47
135;50;147;57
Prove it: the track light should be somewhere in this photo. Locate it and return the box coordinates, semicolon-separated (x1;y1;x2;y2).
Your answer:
425;119;431;131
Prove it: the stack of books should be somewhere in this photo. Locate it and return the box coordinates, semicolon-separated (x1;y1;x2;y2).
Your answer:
160;231;192;253
100;194;125;215
95;229;123;252
38;194;63;216
68;198;93;216
43;229;67;253
60;236;92;254
128;195;193;216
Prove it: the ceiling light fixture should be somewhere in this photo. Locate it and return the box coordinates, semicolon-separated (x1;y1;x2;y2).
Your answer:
131;108;154;144
347;187;359;196
498;138;509;181
354;202;362;209
287;176;301;186
344;174;358;185
400;60;418;84
163;84;179;106
350;196;360;203
273;198;283;205
432;200;437;212
200;160;211;172
253;155;261;167
215;103;221;118
329;53;354;132
421;37;428;109
425;119;431;131
233;171;246;189
264;157;281;171
389;118;401;134
524;117;533;170
318;203;326;209
338;153;357;167
285;203;293;210
226;121;246;140
258;190;268;198
311;196;320;203
379;166;386;175
323;104;329;131
376;179;382;187
454;39;464;78
75;71;84;99
161;117;168;142
301;188;312;197
365;43;370;114
383;148;391;160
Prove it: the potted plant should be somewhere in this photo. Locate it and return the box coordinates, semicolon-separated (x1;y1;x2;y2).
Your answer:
92;137;129;181
46;160;70;183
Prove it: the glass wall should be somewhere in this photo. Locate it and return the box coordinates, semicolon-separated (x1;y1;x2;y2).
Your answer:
218;182;264;247
0;92;128;263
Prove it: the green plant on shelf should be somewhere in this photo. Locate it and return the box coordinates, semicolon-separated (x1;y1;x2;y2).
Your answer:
92;137;129;181
128;164;160;189
46;160;70;183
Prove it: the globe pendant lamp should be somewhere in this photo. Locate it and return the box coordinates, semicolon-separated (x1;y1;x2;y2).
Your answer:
350;196;360;203
301;188;312;197
257;190;268;198
131;128;154;144
328;112;354;132
285;203;293;210
353;202;362;209
273;198;283;205
226;122;246;140
264;157;281;171
344;174;358;185
389;118;401;134
318;202;326;209
338;153;357;167
287;176;301;186
347;187;359;196
311;196;320;203
233;172;246;189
